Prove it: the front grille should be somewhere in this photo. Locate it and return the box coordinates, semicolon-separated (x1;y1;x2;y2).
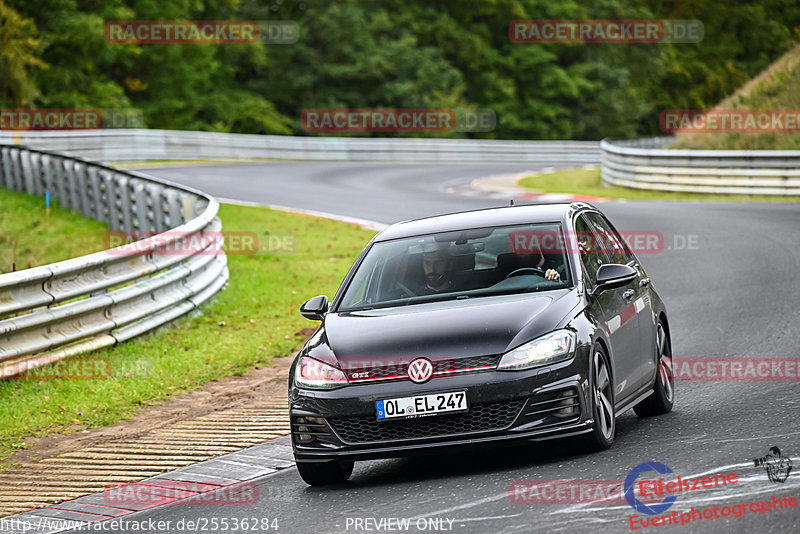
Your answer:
345;355;501;381
328;399;525;444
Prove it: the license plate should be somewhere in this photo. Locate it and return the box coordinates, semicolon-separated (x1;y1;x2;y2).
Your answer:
376;391;468;421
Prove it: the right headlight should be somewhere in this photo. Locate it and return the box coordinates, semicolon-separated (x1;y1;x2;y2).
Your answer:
496;329;576;371
294;356;349;389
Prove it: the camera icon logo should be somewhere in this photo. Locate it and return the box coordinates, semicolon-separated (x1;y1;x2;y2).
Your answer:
753;446;793;483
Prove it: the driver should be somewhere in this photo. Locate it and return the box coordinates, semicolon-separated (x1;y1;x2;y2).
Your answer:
519;249;561;281
422;247;456;293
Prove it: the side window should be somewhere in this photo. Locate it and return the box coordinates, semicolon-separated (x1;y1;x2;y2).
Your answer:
575;214;610;286
584;212;631;265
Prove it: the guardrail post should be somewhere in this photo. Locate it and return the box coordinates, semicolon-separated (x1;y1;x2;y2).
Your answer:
65;159;81;211
9;147;23;191
41;154;55;201
132;179;150;232
0;147;9;188
117;174;135;232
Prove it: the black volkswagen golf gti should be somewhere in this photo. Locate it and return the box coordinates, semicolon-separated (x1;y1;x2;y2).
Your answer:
289;202;674;485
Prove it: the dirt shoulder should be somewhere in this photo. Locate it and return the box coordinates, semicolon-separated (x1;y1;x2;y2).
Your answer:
0;351;296;472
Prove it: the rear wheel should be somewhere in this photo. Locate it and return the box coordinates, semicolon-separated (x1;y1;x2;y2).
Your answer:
585;345;615;451
634;321;674;417
296;460;354;486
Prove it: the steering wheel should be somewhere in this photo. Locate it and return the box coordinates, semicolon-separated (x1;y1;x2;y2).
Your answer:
395;281;416;298
504;267;545;280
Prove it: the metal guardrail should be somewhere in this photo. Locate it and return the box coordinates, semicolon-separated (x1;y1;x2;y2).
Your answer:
0;144;229;377
0;130;603;164
5;130;797;195
602;137;800;195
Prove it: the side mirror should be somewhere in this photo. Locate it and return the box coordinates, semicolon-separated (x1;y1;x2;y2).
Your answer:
591;264;637;297
300;295;329;321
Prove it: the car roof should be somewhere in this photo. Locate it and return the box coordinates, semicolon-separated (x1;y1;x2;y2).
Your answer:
374;202;597;242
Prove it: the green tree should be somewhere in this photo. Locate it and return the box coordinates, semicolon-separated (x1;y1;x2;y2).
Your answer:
0;0;45;106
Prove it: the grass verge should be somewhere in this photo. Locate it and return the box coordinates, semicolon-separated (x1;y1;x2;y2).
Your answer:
0;200;375;463
671;45;800;150
0;189;108;273
519;167;800;202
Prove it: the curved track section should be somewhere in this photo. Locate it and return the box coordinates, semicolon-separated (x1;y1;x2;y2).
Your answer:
48;160;800;533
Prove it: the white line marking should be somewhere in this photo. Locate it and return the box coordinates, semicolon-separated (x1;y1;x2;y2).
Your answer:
217;197;387;231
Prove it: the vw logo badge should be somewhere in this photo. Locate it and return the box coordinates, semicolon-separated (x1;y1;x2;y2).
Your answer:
408;358;433;383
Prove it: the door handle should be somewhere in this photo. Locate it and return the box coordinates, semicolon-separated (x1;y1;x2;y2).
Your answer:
640;278;651;288
623;289;635;300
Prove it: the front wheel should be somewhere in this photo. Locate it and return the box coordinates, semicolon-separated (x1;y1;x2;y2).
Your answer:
585;345;615;451
634;321;674;417
296;460;354;486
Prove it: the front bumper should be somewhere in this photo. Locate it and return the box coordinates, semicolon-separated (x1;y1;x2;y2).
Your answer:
289;352;593;463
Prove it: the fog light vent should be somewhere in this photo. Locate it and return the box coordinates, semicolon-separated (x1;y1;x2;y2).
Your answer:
554;390;578;418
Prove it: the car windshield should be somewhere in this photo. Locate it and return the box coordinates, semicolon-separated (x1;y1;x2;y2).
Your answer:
338;223;571;312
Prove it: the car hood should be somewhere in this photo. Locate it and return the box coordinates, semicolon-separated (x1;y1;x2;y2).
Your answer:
305;289;581;368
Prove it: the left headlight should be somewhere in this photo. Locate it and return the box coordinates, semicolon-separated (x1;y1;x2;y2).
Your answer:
497;330;576;371
294;356;349;389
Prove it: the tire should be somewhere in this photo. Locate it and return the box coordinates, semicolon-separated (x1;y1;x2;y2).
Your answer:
634;321;674;417
296;460;354;486
585;344;615;451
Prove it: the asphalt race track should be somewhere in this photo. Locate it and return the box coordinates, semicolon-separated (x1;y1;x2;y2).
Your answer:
80;162;800;533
